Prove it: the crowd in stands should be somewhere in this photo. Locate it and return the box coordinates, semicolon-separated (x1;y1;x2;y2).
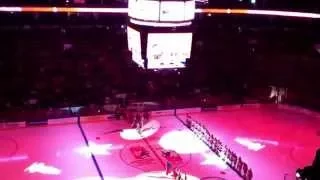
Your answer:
0;13;320;120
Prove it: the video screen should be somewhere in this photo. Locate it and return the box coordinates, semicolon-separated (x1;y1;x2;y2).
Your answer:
159;1;185;22
128;0;160;21
127;27;145;68
147;33;192;69
184;0;196;21
159;0;195;22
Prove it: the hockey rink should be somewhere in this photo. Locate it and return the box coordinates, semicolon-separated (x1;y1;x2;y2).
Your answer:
0;104;319;180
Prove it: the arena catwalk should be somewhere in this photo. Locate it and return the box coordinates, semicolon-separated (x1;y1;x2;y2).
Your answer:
0;104;319;180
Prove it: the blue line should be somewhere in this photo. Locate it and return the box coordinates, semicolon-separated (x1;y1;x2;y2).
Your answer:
141;136;166;168
77;116;104;180
174;114;188;127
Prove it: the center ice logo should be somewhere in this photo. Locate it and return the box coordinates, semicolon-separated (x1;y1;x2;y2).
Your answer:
129;145;151;160
121;143;189;171
129;145;184;164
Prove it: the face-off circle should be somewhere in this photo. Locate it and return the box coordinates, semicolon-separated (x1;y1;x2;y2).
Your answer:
0;136;18;158
290;146;317;167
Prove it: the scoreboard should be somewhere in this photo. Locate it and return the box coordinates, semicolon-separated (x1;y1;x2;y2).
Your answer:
146;33;192;69
127;25;193;70
127;0;195;70
127;26;144;68
128;0;195;23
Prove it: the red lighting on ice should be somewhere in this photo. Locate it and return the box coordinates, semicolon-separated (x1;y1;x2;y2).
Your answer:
0;6;319;18
235;137;266;151
234;137;279;151
159;130;229;169
0;155;28;162
186;117;253;180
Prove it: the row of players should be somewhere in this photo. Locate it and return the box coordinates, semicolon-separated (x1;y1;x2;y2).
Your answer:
186;114;253;180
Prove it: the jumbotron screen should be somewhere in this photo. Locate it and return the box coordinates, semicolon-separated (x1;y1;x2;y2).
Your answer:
128;0;195;22
159;1;195;22
128;0;160;21
127;27;144;68
147;33;192;69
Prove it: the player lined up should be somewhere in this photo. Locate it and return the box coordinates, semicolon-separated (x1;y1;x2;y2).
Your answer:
186;114;253;180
